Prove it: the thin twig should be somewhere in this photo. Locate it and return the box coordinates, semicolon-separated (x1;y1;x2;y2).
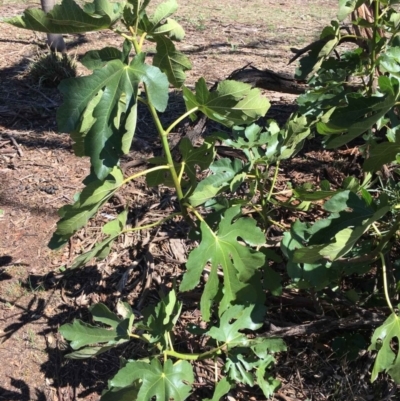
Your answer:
25;84;58;106
6;134;23;157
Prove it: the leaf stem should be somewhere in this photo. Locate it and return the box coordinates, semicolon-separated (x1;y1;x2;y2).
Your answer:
165;107;199;136
369;0;381;94
119;33;134;42
178;162;185;183
129;332;146;341
183;203;205;223
167;332;175;352
128;26;141;54
164;344;224;361
121;165;170;186
335;213;400;265
138;32;147;50
267;217;286;230
372;222;382;237
380;252;395;315
267;161;280;201
137;96;149;106
147;101;185;200
122;213;181;234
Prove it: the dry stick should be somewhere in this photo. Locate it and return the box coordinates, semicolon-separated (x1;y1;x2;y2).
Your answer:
25;84;58;107
6;134;23;157
262;312;385;339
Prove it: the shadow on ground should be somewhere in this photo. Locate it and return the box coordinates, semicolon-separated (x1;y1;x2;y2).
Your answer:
0;378;47;401
0;264;152;399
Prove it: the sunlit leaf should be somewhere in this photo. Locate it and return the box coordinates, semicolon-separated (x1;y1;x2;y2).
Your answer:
109;359;194;401
180;206;265;320
49;167;124;249
183;78;269;127
142;288;182;348
207;305;263;346
188;158;243;207
369;312;400;383
58;54;168;179
203;378;231;401
5;0;122;33
153;36;192;88
60;320;120;349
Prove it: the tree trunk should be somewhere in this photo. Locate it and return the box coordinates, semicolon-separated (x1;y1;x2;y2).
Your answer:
40;0;66;52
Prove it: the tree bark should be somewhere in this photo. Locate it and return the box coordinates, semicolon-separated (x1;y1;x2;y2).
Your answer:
40;0;66;52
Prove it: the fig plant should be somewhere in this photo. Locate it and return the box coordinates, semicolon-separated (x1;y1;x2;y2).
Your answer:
5;0;400;398
5;0;288;398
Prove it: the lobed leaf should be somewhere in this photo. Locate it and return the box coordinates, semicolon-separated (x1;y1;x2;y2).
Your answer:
153;35;192;88
188;158;243;207
81;47;125;70
369;312;400;383
182;78;269;127
318;83;398;149
207;305;263;346
58;54;168;179
49;167;124;249
203;378;231;401
180;206;266;320
142;288;182;347
4;0;122;34
108;359;194;401
60;320;121;350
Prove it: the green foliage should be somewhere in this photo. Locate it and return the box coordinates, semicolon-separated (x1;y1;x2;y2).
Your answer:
183;78;270;127
4;0;123;33
9;0;400;398
107;359;194;401
49;167;124;248
369;312;400;383
57;54;168;180
180;206;266;320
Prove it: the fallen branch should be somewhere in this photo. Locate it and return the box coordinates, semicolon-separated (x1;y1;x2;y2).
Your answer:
263;311;385;338
228;64;307;95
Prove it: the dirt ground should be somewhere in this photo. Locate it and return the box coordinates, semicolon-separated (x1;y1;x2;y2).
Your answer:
1;1;398;400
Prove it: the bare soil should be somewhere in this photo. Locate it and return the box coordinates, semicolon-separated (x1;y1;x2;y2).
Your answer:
1;1;398;400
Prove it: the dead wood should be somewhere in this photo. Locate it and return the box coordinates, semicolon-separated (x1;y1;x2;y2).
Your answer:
228;64;308;95
262;311;385;338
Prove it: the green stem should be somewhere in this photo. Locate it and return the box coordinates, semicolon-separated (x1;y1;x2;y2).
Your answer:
165;107;199;136
369;0;381;94
121;165;170;186
340;34;365;41
267;217;286;230
336;213;400;265
144;86;193;224
177;162;185;183
128;332;147;342
167;332;175;352
183;203;205;223
164;344;224;361
137;96;149;106
380;252;395;314
138;32;147;50
122;213;181;234
267;161;280;201
146;99;185;201
119;33;134;42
